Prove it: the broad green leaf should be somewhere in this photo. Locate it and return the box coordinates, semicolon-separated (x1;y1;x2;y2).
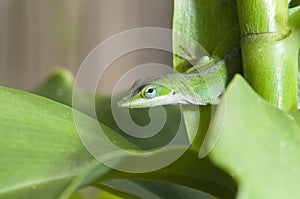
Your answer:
69;192;84;199
70;186;106;199
288;110;300;124
34;69;237;198
93;182;142;199
207;75;300;198
34;68;74;106
98;192;123;199
133;180;211;199
34;69;182;150
98;179;211;199
101;148;236;198
0;86;136;199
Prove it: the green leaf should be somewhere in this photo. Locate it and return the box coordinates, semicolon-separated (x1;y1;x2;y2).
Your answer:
93;182;141;199
33;68;74;106
99;179;212;199
69;192;84;199
34;69;237;198
98;191;123;199
101;148;237;198
34;69;183;150
207;75;300;198
0;86;135;199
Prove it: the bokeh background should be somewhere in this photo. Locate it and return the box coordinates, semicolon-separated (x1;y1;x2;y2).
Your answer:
0;0;173;94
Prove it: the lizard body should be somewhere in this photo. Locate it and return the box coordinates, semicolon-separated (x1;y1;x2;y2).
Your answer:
117;58;228;108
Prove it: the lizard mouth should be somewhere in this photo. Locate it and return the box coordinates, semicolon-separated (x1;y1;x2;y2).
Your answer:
116;96;131;108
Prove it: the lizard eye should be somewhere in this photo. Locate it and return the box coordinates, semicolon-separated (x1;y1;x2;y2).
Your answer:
142;86;157;99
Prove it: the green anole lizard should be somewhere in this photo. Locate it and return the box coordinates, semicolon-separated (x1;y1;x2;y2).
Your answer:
117;47;240;108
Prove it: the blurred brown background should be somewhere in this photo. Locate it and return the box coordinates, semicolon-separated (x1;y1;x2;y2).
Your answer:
0;0;173;94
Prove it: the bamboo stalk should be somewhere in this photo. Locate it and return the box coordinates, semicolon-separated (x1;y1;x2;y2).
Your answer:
237;0;298;110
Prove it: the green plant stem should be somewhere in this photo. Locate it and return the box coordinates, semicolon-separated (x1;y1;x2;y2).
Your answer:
236;0;298;110
237;0;289;35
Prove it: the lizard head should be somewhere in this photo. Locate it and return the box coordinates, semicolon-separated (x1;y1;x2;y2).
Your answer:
117;76;179;108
